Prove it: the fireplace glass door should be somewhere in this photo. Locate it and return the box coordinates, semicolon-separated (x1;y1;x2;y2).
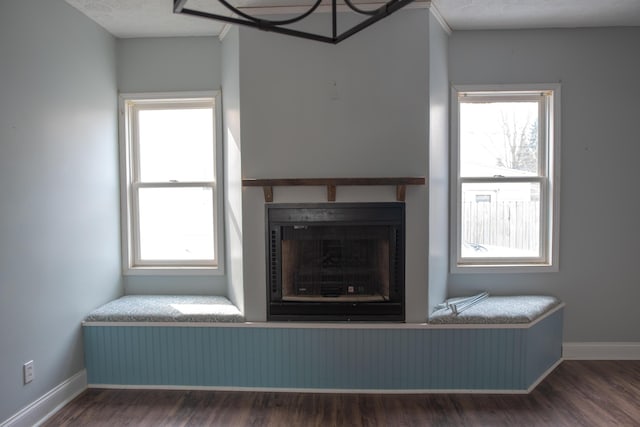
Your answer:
267;203;404;321
281;225;390;302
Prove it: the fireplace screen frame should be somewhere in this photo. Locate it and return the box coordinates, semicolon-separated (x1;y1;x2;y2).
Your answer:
266;202;405;321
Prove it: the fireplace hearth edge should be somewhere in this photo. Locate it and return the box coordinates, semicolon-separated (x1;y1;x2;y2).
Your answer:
266;202;405;322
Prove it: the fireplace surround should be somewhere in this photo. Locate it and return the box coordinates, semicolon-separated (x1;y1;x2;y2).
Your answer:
266;203;405;321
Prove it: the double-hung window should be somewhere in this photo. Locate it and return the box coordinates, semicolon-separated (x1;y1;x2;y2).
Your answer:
119;92;223;274
451;85;560;272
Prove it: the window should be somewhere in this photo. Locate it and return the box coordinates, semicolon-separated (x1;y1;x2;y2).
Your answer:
451;85;560;272
119;92;223;275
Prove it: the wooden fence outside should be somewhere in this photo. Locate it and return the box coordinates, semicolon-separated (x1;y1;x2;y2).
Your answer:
462;201;540;251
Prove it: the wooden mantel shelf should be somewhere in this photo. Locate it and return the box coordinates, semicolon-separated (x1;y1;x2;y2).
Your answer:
242;177;426;202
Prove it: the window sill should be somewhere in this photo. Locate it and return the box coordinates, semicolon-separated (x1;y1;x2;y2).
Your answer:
451;263;559;274
123;266;224;277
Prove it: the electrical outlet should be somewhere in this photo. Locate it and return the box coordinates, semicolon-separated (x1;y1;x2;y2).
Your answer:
23;360;34;384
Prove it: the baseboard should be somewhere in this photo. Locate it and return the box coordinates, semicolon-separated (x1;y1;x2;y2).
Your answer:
563;342;640;360
89;383;532;395
0;370;87;427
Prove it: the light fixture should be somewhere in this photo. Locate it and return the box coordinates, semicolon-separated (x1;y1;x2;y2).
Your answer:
174;0;417;44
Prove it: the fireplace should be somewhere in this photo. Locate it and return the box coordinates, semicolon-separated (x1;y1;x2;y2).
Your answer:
266;203;405;321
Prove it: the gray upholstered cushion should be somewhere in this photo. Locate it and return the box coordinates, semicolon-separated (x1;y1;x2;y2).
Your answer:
429;295;561;324
84;295;244;323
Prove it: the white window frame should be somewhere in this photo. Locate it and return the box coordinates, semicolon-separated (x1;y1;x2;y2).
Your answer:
450;84;561;273
119;91;224;276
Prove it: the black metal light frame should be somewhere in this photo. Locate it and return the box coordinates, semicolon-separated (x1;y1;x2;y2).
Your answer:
174;0;416;44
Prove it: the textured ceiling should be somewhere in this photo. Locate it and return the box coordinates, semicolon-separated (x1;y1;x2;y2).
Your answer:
65;0;640;38
435;0;640;30
66;0;226;37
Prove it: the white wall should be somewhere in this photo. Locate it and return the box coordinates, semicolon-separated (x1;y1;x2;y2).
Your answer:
448;27;640;342
116;36;228;295
236;9;432;322
0;0;121;422
221;27;245;313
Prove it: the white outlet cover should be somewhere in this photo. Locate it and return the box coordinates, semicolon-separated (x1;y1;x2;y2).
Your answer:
23;361;34;384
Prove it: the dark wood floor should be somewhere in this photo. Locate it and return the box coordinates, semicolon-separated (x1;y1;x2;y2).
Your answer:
43;361;640;426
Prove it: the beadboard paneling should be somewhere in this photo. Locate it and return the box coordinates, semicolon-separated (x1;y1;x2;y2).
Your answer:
84;309;562;392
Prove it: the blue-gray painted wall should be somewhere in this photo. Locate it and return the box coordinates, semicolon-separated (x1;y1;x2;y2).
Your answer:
0;0;121;422
116;35;227;296
428;12;450;315
448;27;640;342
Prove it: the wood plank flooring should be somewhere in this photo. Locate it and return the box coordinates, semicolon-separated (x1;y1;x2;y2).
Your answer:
43;361;640;426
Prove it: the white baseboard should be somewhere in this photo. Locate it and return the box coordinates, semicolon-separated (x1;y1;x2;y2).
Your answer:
0;370;87;427
89;383;534;395
563;342;640;360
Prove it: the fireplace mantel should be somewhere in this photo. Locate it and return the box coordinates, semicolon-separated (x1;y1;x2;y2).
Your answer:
242;177;426;202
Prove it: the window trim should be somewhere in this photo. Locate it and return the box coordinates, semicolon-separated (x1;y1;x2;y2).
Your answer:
450;84;561;274
119;91;225;276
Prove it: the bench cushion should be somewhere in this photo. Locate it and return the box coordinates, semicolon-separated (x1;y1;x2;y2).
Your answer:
429;295;561;324
84;295;244;323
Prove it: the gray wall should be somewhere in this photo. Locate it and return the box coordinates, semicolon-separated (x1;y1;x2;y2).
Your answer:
236;9;432;322
117;36;222;93
448;27;640;342
116;36;227;295
427;14;449;315
0;0;121;422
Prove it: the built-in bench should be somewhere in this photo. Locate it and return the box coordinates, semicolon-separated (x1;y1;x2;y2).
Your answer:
83;295;245;323
429;295;561;325
82;294;563;393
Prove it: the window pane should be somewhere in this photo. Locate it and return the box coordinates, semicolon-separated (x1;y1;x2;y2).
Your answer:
461;182;540;259
138;108;214;182
138;187;214;261
460;101;539;177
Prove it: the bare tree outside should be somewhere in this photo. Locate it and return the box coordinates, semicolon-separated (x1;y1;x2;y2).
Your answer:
496;110;538;173
460;101;539;177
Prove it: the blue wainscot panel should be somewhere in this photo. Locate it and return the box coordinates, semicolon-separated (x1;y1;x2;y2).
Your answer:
83;307;563;393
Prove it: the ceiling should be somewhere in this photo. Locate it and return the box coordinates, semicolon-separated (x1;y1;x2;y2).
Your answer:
65;0;640;38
